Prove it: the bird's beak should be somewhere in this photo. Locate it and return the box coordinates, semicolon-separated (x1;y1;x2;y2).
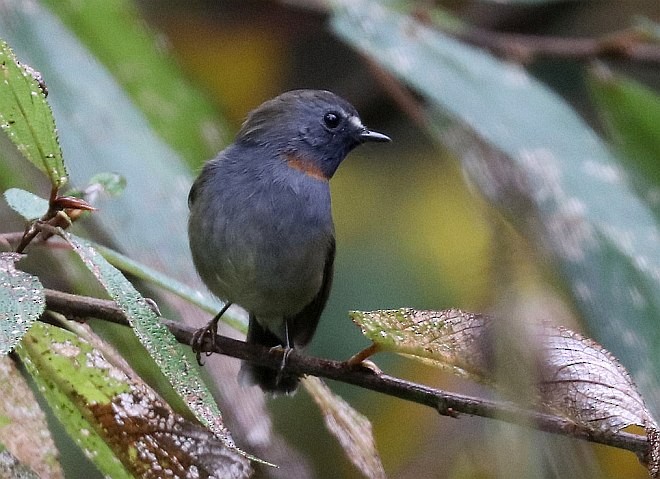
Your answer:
359;128;391;143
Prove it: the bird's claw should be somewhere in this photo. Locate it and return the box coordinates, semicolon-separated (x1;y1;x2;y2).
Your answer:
191;303;232;366
270;345;294;385
191;320;219;366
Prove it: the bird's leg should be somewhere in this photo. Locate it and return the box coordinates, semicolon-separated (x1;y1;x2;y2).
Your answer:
274;318;293;385
191;302;232;366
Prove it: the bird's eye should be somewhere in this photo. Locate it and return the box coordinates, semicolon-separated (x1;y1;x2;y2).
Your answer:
323;111;341;129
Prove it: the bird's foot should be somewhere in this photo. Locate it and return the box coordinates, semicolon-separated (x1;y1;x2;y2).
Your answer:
191;302;232;366
270;345;294;386
191;318;220;366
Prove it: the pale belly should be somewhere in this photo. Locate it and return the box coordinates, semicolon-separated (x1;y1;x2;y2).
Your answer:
188;176;333;323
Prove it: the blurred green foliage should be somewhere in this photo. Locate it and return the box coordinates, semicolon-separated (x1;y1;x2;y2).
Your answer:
589;67;660;192
40;0;230;165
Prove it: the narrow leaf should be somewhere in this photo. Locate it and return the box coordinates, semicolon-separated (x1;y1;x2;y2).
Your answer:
588;67;660;188
351;308;659;438
0;40;67;188
61;233;235;444
18;322;251;478
0;252;44;355
39;0;230;164
60;232;271;466
92;242;246;332
303;377;386;479
0;356;62;479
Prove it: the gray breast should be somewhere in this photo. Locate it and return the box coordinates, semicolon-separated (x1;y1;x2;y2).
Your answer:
188;162;333;320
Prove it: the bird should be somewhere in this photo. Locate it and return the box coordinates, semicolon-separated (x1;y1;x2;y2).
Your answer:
188;89;390;394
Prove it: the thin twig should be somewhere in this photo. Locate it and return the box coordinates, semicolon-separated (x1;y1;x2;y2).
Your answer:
278;0;660;66
42;288;650;456
444;25;660;65
15;222;43;254
45;289;128;326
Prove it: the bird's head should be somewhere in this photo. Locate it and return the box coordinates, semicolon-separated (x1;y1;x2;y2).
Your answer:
236;89;390;180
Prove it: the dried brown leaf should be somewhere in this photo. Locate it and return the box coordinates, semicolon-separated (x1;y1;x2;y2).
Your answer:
539;326;655;433
0;356;62;479
645;427;660;478
303;376;386;479
351;308;660;471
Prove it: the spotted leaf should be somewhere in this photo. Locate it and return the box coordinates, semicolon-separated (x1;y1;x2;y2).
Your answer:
0;40;66;188
17;322;252;478
0;252;44;355
351;308;659;453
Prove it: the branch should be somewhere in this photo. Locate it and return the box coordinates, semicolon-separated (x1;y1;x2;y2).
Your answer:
44;288;650;457
427;16;660;65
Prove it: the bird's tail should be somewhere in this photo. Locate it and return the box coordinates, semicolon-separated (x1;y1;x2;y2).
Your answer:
239;315;299;394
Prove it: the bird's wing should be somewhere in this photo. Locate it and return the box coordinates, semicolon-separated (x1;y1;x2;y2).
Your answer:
188;172;204;208
289;236;335;348
188;153;224;208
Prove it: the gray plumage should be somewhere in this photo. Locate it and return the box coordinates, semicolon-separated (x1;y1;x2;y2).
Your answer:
188;90;390;393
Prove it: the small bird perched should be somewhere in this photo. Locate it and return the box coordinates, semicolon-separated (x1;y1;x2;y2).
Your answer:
188;89;390;394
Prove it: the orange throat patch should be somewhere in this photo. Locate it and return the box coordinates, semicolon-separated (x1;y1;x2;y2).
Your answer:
285;153;329;181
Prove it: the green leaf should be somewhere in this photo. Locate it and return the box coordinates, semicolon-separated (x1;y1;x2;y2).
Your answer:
4;188;48;221
85;172;127;198
0;252;44;355
350;308;492;382
588;67;660;188
332;0;660;418
60;232;254;455
93;242;246;332
39;0;230;165
17;322;134;479
17;321;252;478
0;40;67;189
